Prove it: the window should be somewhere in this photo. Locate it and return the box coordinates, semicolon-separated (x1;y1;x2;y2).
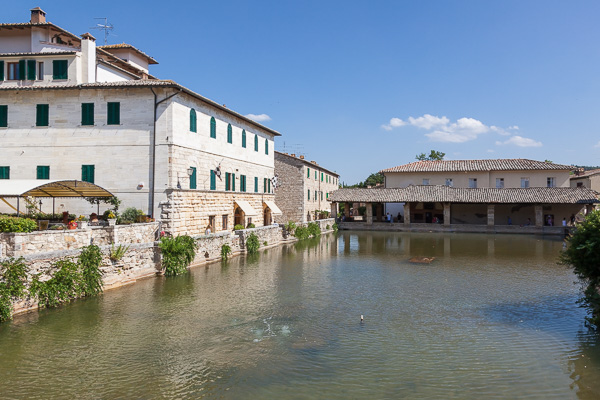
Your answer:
547;177;556;187
320;191;323;200
52;60;68;80
81;165;95;183
422;178;430;185
445;178;453;187
81;103;94;126
37;165;49;180
308;189;310;200
210;170;216;190
0;61;4;81
227;124;232;143
314;191;317;201
254;176;258;193
577;182;583;188
326;192;329;199
0;105;7;127
521;177;529;188
36;104;49;127
7;62;20;80
240;175;247;192
242;130;246;148
321;172;324;182
254;135;258;151
225;172;231;191
189;167;197;189
107;102;120;125
315;171;317;180
37;62;44;80
496;178;504;189
210;117;216;138
307;167;310;178
0;166;9;179
27;60;36;80
190;109;197;132
268;178;271;193
468;178;477;188
222;215;228;231
264;178;268;193
208;216;215;233
265;138;268;155
232;173;236;191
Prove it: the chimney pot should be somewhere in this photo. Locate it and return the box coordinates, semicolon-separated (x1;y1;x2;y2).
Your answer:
299;155;304;160
291;153;295;158
30;7;46;24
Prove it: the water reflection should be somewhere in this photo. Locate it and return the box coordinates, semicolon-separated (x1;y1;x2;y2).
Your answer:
0;232;598;399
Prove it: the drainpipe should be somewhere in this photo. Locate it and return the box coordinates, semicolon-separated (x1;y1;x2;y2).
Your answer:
149;87;181;218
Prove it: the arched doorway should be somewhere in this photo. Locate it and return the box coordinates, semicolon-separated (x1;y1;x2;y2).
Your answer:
264;208;272;226
234;206;245;228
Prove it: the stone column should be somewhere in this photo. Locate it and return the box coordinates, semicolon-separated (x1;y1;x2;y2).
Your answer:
366;202;373;225
443;203;451;226
535;205;543;227
487;204;495;226
331;202;338;220
376;204;382;222
344;203;350;219
404;203;411;226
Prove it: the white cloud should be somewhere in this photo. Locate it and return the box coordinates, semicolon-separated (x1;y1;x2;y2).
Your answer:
495;135;542;147
407;114;449;130
508;125;519;130
381;117;406;131
490;125;511;136
245;113;272;122
487;149;495;153
425;117;489;143
594;141;600;148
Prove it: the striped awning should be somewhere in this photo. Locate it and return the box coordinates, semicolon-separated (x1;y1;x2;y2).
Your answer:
0;180;114;198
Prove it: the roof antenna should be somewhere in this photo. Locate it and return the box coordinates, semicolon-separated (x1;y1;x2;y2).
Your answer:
91;17;114;45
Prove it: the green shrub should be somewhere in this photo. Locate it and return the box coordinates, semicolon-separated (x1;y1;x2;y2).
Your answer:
120;207;144;224
246;233;260;255
221;244;232;260
0;216;37;233
159;235;197;276
234;224;245;231
326;224;330;230
109;243;130;262
307;222;321;237
78;245;104;297
294;226;310;240
0;285;11;323
31;259;82;308
284;221;297;234
247;223;256;229
332;223;339;232
0;257;28;322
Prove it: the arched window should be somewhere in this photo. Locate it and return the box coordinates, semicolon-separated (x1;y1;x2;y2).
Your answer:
227;124;232;144
265;138;268;155
210;117;216;138
242;130;246;148
254;134;258;152
190;109;197;132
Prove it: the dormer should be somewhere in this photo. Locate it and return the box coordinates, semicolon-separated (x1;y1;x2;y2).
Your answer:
97;43;157;73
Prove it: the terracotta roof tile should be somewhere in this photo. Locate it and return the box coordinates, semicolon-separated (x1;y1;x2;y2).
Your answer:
98;43;158;64
381;159;573;173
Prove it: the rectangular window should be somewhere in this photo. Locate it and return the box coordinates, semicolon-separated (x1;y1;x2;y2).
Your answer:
264;178;267;193
521;177;530;188
107;102;120;125
496;178;504;188
308;189;310;200
210;170;216;190
254;176;258;193
232;173;236;191
36;165;49;180
320;191;323;200
37;62;44;80
0;105;7;127
240;175;246;192
315;171;317;180
326;192;329;199
0;166;9;179
208;216;215;233
307;168;310;178
547;177;556;187
81;103;94;126
321;172;324;182
225;172;231;191
422;178;430;185
0;61;4;81
222;215;228;231
268;178;271;193
52;60;68;80
189;167;197;189
36;104;49;127
81;165;95;183
468;178;477;188
577;182;583;188
7;62;19;80
27;59;36;80
445;178;453;187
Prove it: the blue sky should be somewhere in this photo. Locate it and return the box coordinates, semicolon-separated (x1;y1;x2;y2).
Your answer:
6;1;600;183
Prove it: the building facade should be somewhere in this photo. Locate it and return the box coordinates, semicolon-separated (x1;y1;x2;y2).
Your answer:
0;8;281;235
274;151;339;223
570;169;600;192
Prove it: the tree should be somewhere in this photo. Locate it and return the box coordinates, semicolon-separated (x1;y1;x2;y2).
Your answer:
345;172;384;188
416;150;445;161
560;210;600;328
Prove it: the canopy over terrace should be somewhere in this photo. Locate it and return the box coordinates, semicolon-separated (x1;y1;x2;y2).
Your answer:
330;185;599;232
0;180;113;214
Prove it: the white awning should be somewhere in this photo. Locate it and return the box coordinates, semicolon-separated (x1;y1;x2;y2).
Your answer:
0;180;114;198
234;200;258;216
263;200;282;215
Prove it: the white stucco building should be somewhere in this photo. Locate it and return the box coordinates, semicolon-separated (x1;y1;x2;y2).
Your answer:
0;8;281;235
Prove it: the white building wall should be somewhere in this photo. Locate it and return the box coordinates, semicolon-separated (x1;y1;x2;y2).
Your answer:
96;63;132;82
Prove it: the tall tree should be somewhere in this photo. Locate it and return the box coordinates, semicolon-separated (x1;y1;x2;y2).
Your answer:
415;150;445;161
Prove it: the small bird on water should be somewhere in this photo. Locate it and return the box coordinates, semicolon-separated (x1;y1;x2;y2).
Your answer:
360;315;364;322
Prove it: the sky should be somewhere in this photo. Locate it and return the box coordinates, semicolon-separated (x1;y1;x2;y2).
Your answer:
5;1;600;184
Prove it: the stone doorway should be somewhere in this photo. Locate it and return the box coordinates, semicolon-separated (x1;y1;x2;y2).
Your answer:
234;207;244;227
264;208;272;226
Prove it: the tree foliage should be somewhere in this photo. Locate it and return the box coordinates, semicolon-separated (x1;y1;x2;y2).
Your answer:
560;210;600;328
415;150;445;161
343;172;384;188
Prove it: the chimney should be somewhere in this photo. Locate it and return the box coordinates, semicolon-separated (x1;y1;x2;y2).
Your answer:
311;161;317;165
30;7;46;23
291;153;296;158
299;155;304;160
80;33;96;83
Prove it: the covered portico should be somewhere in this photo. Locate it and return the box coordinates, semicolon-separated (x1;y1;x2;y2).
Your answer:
330;185;599;235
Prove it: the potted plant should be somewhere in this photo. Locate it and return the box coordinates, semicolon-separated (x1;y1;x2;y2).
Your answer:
106;211;117;226
77;215;89;229
67;220;78;230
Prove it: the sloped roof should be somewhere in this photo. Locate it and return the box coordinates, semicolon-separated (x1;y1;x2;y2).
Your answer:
330;185;599;204
98;43;158;64
274;151;339;177
381;159;573;173
571;169;600;179
0;180;113;198
0;22;81;43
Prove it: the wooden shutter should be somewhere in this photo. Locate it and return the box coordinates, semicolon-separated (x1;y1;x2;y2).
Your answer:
81;103;94;126
107;102;120;125
225;172;230;191
254;135;258;151
210;170;216;190
265;139;268;155
242;130;246;148
232;173;235;191
37;166;49;179
18;60;26;80
227;124;232;143
0;105;7;128
0;61;4;81
0;167;9;179
254;177;258;192
190;109;197;132
82;165;95;183
36;104;49;126
189;167;197;189
27;60;36;80
52;60;67;79
210;117;216;138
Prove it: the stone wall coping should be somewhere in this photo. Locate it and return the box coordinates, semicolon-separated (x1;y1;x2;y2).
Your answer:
234;224;281;233
191;231;233;240
165;188;275;196
1;242;156;263
0;222;159;238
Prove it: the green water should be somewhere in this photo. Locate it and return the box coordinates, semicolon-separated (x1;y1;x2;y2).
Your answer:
0;232;599;399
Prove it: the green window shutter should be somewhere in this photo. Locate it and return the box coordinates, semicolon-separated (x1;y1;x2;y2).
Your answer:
265;139;268;155
254;177;258;193
227;124;232;143
81;103;94;126
210;170;216;190
210;117;216;138
321;191;323;200
225;172;230;191
308;189;310;200
52;60;68;79
107;102;120;125
0;166;9;179
189;167;197;189
264;178;267;193
268;178;271;193
242;130;246;148
0;105;7;128
37;165;49;180
254;135;258;151
315;171;317;179
326;192;329;199
82;165;95;183
232;173;235;191
321;172;324;182
307;168;310;178
18;60;26;80
36;104;49;126
240;175;246;192
0;61;4;81
190;109;197;132
27;60;36;80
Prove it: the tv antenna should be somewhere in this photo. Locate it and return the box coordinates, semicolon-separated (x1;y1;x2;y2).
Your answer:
91;18;114;45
